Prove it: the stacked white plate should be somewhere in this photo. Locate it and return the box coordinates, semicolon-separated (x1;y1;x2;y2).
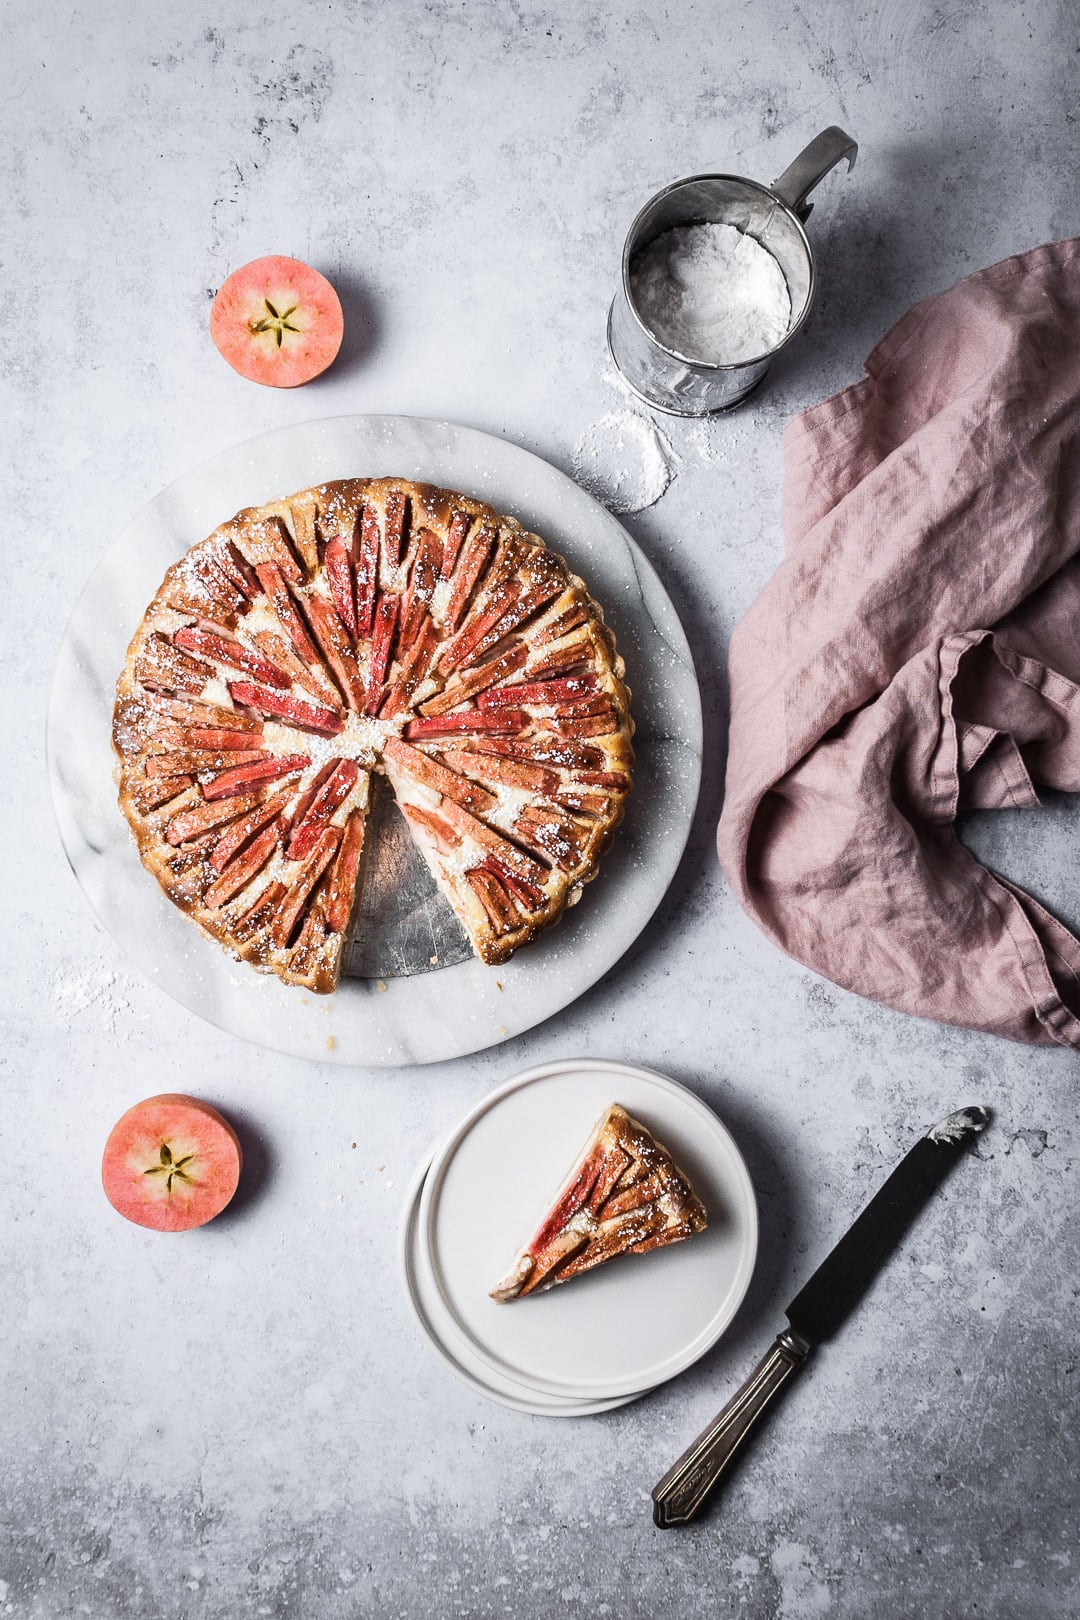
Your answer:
399;1060;758;1415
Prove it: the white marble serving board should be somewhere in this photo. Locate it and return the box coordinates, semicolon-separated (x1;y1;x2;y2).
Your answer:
47;415;702;1066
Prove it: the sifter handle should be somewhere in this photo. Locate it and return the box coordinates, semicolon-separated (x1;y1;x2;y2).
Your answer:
771;126;858;221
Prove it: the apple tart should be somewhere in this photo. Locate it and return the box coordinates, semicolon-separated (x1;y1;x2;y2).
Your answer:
490;1103;707;1300
113;478;634;992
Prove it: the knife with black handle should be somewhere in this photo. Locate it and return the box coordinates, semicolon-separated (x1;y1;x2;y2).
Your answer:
651;1106;991;1528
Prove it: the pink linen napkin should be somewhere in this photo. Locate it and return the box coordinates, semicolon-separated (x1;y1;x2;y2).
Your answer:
718;238;1080;1047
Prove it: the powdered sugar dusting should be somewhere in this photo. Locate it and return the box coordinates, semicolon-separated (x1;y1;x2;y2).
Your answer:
51;961;135;1042
571;411;675;514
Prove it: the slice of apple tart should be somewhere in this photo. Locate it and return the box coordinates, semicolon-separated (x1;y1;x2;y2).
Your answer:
113;478;633;992
490;1103;708;1301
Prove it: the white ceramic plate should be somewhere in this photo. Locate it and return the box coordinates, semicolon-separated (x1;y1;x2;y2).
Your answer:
398;1149;640;1417
418;1060;758;1401
48;415;702;1067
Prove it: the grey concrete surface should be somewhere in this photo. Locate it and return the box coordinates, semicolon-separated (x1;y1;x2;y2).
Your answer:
3;1;1079;1616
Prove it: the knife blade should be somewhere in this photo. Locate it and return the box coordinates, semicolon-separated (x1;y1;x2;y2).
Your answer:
651;1106;990;1528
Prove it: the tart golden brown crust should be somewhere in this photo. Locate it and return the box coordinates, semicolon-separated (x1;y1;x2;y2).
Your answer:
490;1103;707;1301
113;478;634;992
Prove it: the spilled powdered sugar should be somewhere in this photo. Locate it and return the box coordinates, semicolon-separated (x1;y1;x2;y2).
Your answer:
51;960;136;1042
571;411;675;514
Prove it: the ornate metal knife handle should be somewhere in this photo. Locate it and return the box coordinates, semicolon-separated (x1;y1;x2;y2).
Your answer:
651;1330;810;1528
